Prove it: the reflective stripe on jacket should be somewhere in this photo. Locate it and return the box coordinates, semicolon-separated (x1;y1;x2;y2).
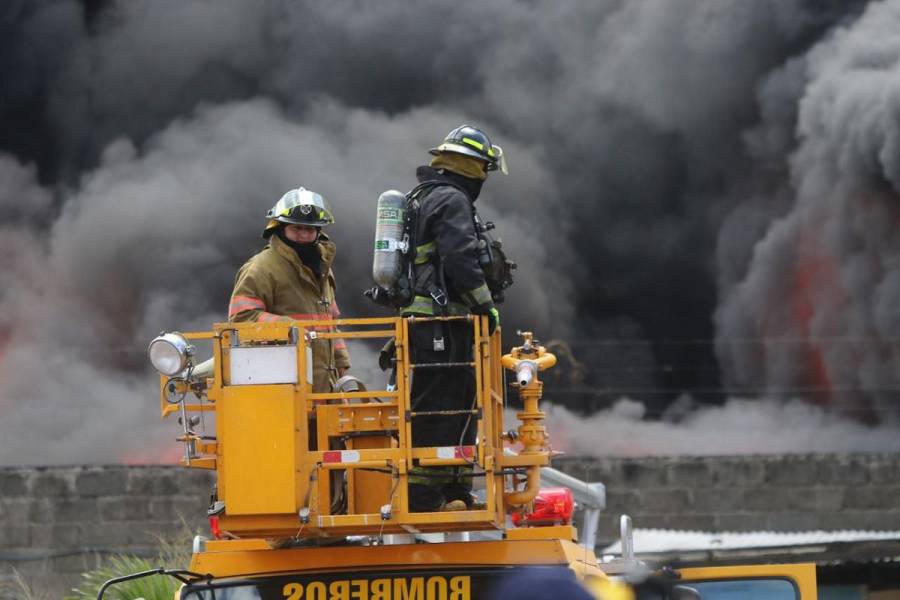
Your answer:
228;234;350;391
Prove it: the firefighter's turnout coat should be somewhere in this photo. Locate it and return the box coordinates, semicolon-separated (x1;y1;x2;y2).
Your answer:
228;233;350;392
402;165;494;316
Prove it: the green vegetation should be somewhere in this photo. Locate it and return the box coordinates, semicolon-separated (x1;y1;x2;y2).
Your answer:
65;554;174;600
65;520;197;600
64;523;197;600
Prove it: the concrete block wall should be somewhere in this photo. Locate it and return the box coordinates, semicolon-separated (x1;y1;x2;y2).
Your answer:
0;466;213;598
2;455;900;596
552;454;900;545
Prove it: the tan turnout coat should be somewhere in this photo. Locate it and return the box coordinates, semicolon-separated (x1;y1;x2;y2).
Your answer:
228;234;350;392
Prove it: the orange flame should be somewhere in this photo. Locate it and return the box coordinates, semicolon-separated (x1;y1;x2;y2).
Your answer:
790;230;841;405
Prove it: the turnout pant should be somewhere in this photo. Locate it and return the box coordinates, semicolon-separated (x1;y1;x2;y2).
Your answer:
407;320;476;511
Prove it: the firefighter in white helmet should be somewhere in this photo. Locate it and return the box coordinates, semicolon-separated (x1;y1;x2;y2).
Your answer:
229;187;351;392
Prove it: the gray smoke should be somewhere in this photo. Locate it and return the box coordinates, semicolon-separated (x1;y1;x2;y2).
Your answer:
1;0;897;464
521;397;900;457
716;0;900;421
0;96;560;463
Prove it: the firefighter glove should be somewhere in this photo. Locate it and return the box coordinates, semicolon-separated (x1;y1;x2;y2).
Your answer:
487;307;500;335
472;303;499;335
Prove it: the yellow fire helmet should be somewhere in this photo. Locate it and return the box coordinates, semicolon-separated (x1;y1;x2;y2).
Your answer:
263;187;335;238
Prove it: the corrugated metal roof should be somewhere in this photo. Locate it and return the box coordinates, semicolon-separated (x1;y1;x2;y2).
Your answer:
602;529;900;555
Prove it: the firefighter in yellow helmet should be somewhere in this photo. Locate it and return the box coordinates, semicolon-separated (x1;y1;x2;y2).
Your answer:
229;187;350;392
403;125;511;512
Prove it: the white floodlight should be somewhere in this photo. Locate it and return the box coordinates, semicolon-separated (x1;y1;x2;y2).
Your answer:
148;332;193;376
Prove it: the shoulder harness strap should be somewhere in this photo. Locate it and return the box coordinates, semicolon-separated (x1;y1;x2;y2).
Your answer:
404;180;468;320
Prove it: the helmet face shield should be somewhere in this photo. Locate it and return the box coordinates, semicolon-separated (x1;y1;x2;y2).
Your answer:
490;144;508;175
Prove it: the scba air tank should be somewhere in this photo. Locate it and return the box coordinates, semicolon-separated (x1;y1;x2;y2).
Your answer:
372;190;408;289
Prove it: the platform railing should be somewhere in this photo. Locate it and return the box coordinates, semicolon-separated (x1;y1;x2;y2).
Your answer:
160;316;515;538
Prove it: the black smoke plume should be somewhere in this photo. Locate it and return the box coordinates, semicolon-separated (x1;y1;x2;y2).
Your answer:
3;0;898;465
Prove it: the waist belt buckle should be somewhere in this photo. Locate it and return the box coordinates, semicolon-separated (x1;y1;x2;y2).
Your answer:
430;289;448;307
432;319;445;352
